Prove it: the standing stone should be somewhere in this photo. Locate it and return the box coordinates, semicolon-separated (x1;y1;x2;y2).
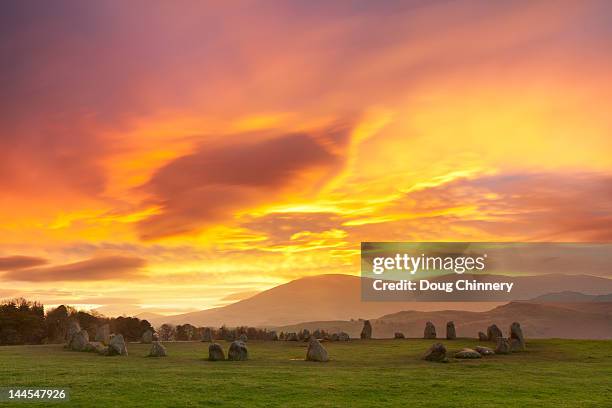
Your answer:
141;329;154;344
228;341;248;361
331;333;339;341
509;322;525;351
424;321;437;339
423;343;447;362
478;331;488;341
394;332;405;339
84;341;106;354
286;332;298;341
69;329;89;351
208;343;225;361
201;328;213;342
495;338;511;354
148;341;167;357
360;320;372;339
306;339;329;362
487;324;502;341
95;324;110;344
108;334;128;356
239;333;248;342
301;329;311;341
268;331;278;341
455;348;482;359
475;346;495;356
446;321;456;340
66;319;81;343
338;332;350;341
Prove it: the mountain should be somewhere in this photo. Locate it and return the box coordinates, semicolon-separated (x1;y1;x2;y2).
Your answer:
276;301;612;339
135;312;166;322
144;273;612;328
144;274;500;327
530;291;612;302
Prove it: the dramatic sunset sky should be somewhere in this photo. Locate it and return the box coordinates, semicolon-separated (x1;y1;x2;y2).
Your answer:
1;1;611;316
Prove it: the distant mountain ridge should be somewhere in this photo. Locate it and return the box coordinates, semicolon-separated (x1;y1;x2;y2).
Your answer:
137;273;612;328
276;301;612;339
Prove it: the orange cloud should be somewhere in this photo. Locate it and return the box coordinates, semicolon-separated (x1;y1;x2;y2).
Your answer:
3;256;147;282
137;126;353;239
0;256;48;270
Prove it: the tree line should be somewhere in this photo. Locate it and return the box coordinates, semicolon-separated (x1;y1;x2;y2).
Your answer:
0;298;153;345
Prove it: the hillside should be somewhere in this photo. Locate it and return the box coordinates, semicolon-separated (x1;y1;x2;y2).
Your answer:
141;273;612;328
276;301;612;339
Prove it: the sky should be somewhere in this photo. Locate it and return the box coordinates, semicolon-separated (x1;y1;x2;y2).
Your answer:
1;0;611;316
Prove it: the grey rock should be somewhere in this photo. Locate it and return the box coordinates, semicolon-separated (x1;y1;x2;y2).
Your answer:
475;346;495;356
208;343;225;361
424;321;437;339
394;332;405;339
228;341;248;361
487;324;502;341
306;339;329;362
478;331;488;341
148;341;167;357
239;333;248;342
495;337;512;354
67;319;81;343
360;320;372;339
509;322;525;351
455;348;482;359
69;329;89;351
446;321;456;340
423;343;447;362
108;334;128;356
95;324;110;344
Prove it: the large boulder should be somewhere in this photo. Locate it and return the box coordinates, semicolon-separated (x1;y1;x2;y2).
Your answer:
475;346;495;356
338;332;350;341
306;339;329;362
228;341;248;361
108;334;128;356
69;330;89;351
148;341;167;357
84;341;106;354
424;321;436;339
208;343;225;361
487;324;502;341
141;329;154;344
455;348;482;359
360;320;372;340
495;338;511;354
201;328;213;342
423;343;447;362
95;324;110;344
394;332;405;339
446;321;456;340
478;331;488;341
509;322;525;351
66;319;81;343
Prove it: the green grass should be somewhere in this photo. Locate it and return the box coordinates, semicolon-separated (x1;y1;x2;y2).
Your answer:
1;339;611;407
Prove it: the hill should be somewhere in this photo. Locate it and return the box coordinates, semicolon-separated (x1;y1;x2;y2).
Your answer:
142;273;612;328
276;301;612;339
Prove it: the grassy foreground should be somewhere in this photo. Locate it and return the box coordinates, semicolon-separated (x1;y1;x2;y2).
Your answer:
0;339;611;407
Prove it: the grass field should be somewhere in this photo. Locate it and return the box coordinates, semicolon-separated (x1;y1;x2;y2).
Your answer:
1;339;611;407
